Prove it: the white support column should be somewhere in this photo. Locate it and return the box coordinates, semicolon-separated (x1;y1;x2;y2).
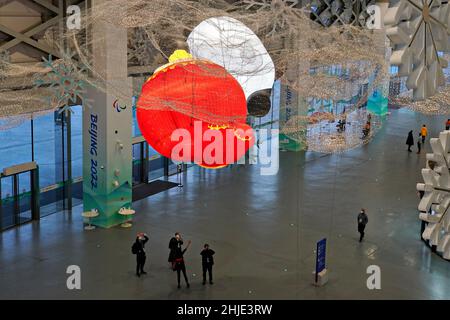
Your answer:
83;0;133;228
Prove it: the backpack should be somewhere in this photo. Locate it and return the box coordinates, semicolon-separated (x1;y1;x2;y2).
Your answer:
131;242;139;254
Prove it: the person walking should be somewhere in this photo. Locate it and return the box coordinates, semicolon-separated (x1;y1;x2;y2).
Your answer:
446;119;450;130
173;239;191;289
406;130;414;152
417;133;422;154
200;244;215;285
420;124;427;144
132;232;149;277
357;209;368;242
168;232;183;268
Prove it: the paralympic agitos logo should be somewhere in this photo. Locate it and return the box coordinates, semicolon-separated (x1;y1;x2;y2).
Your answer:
113;99;127;112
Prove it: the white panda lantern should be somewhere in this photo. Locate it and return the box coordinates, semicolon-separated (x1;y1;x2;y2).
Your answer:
187;16;276;116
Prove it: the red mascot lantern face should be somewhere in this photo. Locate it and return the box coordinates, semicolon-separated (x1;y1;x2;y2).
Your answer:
136;58;254;168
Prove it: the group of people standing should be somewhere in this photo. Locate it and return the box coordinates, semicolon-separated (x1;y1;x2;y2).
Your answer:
407;121;450;153
132;232;215;289
132;216;370;287
406;124;427;153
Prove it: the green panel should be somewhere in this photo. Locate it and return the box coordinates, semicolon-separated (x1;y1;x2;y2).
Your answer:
83;181;132;228
367;89;388;116
279;133;305;152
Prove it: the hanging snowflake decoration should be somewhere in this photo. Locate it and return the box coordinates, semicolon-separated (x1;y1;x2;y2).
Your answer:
385;0;450;100
417;130;450;260
34;50;94;113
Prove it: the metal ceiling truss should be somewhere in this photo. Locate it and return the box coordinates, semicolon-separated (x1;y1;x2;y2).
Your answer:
0;0;63;58
0;0;86;60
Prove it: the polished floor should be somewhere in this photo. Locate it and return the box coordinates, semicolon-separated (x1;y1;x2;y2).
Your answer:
0;108;449;299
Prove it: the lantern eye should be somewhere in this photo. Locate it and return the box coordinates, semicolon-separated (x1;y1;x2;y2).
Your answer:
247;89;272;117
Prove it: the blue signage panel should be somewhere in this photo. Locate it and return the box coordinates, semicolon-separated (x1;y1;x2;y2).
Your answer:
315;238;327;282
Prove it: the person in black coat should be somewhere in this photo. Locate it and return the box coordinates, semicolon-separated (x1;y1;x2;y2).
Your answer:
168;232;183;267
357;209;369;242
201;244;215;285
173;239;191;289
406;130;414;152
417;133;422;154
133;233;149;277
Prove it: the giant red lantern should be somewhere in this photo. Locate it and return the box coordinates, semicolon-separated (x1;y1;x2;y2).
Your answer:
136;56;254;168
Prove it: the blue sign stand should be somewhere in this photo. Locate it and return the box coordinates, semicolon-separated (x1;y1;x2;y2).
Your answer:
315;238;327;284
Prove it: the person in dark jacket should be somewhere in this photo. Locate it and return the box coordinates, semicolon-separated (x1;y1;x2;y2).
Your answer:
133;233;149;277
168;232;183;267
200;244;215;285
357;209;368;242
406;130;414;152
173;239;191;289
417;133;422;154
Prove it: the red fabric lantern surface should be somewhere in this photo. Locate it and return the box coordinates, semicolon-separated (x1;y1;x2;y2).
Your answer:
136;59;254;168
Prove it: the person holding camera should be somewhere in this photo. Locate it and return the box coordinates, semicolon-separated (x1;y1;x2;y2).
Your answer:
132;232;149;277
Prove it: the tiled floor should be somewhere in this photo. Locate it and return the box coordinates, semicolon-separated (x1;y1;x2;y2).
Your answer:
0;108;449;299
